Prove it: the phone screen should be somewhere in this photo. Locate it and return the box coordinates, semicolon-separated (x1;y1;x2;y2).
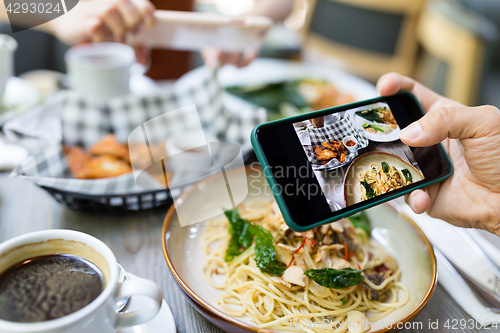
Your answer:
254;93;451;228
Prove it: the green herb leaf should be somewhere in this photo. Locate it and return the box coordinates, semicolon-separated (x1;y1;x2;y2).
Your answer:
348;211;371;236
341;297;347;305
248;224;286;276
360;180;376;199
224;208;253;262
224;208;286;276
355;109;384;124
401;169;413;184
226;80;309;114
381;161;389;173
304;268;364;289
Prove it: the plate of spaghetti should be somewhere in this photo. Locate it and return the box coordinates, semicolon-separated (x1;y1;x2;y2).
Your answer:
344;152;424;207
162;166;436;333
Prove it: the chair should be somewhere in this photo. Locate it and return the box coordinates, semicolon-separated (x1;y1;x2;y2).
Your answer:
302;0;426;82
414;0;496;106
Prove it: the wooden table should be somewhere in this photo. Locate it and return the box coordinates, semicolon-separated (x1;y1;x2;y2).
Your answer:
0;172;491;333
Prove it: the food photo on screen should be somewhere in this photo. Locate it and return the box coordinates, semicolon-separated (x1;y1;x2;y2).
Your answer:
293;102;424;212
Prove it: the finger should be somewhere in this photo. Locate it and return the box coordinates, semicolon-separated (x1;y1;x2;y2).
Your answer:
405;190;431;214
89;18;111;43
101;7;126;42
376;72;458;112
136;0;156;28
115;0;142;30
399;105;500;147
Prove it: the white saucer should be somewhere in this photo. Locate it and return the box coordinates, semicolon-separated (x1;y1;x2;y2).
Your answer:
117;273;176;333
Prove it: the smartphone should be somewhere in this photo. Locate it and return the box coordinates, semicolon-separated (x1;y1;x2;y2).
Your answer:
127;10;273;52
251;92;452;231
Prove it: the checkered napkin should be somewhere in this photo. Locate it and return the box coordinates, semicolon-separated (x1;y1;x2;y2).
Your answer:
9;67;266;195
303;117;368;170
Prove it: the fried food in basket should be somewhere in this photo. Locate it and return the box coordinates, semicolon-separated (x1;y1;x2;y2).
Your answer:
88;134;131;163
313;140;349;164
64;135;132;179
63;146;92;179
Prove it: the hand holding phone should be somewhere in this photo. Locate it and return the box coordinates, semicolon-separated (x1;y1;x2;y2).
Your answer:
377;73;500;237
252;92;453;231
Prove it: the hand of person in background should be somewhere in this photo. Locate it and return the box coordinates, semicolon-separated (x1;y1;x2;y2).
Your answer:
377;72;500;237
45;0;156;44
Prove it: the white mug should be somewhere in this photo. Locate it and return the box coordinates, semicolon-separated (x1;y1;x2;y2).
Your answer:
65;43;135;102
0;35;17;105
0;230;162;333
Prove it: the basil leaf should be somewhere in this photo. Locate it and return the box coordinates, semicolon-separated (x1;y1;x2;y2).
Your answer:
401;169;413;184
355;109;384;124
348;212;371;236
224;208;253;262
381;161;389;173
224;208;286;276
304;268;364;289
360;180;376;199
249;224;286;276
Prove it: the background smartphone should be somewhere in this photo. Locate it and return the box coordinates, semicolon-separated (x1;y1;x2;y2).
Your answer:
251;92;452;231
127;10;273;52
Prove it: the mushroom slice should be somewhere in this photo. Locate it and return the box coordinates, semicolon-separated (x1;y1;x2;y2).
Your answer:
330;221;344;233
270;277;291;288
275;245;293;265
282;266;306;287
347;311;370;333
278;222;289;234
320;224;330;234
277;243;298;253
331;258;351;270
293;253;307;271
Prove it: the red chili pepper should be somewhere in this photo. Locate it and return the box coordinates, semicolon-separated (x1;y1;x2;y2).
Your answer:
287;233;306;269
344;241;348;261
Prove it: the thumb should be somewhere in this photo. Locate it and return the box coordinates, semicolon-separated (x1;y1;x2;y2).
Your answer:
399;105;500;147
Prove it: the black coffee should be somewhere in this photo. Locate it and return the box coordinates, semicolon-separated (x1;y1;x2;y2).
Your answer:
0;255;104;323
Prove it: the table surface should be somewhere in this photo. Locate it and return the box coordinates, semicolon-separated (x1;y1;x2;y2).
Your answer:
0;172;492;333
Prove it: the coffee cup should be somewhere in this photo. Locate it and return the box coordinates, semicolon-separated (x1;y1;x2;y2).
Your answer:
0;229;162;333
65;43;135;102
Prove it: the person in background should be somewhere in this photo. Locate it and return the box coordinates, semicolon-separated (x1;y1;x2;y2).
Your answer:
0;0;156;44
377;72;500;237
0;0;156;66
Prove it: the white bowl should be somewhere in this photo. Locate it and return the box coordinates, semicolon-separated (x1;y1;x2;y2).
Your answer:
162;166;436;333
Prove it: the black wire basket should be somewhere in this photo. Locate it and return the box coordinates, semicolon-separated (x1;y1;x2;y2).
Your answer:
39;186;173;212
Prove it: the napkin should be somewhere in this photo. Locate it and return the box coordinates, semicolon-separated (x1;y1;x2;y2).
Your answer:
396;199;500;325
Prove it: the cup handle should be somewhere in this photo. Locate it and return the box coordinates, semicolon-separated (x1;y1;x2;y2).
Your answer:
114;277;163;328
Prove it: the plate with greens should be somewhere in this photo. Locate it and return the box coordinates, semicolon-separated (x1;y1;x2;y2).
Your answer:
346;104;401;142
343;152;424;207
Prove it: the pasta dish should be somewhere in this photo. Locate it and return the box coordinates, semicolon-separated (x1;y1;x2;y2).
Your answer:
202;200;409;332
359;162;414;202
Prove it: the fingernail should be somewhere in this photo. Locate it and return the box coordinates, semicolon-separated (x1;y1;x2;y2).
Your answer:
400;122;422;141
